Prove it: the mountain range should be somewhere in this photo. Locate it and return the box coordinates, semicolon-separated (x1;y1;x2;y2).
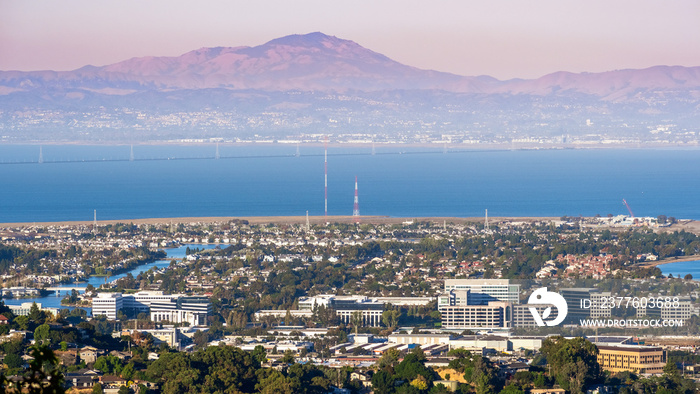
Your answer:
1;32;699;142
3;32;700;97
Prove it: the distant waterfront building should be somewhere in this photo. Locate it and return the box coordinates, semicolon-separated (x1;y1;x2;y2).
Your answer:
443;279;520;304
0;287;40;297
8;302;60;318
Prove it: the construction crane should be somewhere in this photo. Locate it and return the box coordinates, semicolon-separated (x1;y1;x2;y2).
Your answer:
622;199;635;217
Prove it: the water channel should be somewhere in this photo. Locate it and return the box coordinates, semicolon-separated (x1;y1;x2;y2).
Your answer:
2;244;221;313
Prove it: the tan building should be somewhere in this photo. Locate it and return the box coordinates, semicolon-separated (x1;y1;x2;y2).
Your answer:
388;333;453;346
596;344;665;374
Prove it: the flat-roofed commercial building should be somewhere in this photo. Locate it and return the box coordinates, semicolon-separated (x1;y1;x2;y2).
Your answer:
295;295;384;326
512;304;549;328
150;296;211;327
637;297;692;321
439;300;511;330
388;333;453;346
92;291;211;326
596;344;665;374
333;298;384;327
560;288;600;324
92;293;123;320
444;279;520;304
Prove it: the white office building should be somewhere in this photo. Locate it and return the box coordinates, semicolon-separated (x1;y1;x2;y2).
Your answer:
92;293;124;320
443;279;520;304
91;291;211;326
150;296;211;326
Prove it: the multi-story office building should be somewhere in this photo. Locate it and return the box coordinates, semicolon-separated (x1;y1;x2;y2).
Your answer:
560;288;600;324
92;293;124;320
444;279;520;304
92;291;211;326
438;280;520;330
596;344;665;374
150;296;212;326
637;297;692;321
296;295;384;326
589;292;612;318
512;304;548;328
332;298;384;327
123;291;177;313
440;301;510;329
438;290;510;329
7;302;60;318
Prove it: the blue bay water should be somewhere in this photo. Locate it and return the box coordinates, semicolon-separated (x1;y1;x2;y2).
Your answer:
660;260;700;279
0;145;698;222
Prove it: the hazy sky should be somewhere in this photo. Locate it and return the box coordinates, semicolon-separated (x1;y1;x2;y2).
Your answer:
1;0;698;79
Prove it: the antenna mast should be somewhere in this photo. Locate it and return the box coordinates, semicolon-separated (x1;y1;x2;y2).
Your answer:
622;199;635;217
353;176;360;223
324;136;328;222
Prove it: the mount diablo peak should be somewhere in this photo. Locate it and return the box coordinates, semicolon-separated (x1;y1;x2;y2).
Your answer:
1;32;698;96
0;32;477;92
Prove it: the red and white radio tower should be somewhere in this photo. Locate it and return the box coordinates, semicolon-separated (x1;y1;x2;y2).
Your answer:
353;176;360;223
324;136;328;221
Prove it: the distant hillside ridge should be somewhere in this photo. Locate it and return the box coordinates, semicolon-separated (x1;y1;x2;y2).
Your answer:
2;32;699;97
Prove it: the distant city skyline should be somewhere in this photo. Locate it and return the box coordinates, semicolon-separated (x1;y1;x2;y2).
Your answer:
1;0;698;80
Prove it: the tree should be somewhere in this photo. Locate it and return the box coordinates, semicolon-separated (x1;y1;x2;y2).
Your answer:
92;382;104;394
0;345;65;393
14;315;29;330
500;384;525;394
350;311;363;334
663;360;679;377
684;274;693;280
410;375;428;390
34;323;51;345
540;336;602;394
28;302;46;324
377;348;401;369
382;309;400;328
281;350;295;364
371;370;396;394
3;352;22;369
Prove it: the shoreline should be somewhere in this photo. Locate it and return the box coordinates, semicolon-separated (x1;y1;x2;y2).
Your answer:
2;141;700;151
641;255;700;267
0;216;562;228
0;216;697;233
